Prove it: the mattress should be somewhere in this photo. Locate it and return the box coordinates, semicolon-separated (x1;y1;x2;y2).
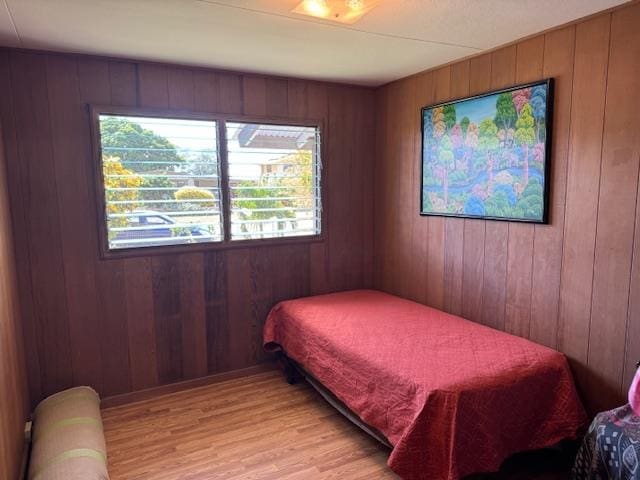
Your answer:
263;289;587;480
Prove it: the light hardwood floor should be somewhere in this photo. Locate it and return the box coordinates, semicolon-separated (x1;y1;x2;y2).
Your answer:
102;369;573;480
102;369;399;479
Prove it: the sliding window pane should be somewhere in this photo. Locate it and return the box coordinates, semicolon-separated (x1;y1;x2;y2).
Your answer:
225;122;321;240
99;114;223;250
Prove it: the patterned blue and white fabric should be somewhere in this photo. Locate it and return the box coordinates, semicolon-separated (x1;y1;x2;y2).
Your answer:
573;404;640;480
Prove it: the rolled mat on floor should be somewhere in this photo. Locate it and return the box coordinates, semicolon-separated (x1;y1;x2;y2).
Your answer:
28;386;109;480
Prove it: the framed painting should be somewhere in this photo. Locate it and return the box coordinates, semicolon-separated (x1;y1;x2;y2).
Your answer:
420;79;553;223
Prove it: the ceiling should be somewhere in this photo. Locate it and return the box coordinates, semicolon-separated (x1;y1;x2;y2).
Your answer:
0;0;630;86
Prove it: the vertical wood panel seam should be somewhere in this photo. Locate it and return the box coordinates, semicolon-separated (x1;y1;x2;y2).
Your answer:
478;57;493;318
42;55;74;382
556;26;578;347
5;55;39;389
585;13;613;369
527;35;547;340
134;63;141;108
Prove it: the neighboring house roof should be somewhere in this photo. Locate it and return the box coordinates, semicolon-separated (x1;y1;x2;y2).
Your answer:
236;124;313;150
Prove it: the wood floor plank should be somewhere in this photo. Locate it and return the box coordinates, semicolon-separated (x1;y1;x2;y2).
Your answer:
103;370;574;480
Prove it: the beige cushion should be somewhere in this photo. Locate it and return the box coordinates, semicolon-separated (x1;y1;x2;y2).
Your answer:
28;387;109;480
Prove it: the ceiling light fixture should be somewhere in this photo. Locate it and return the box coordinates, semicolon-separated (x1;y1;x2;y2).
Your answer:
302;0;330;18
346;0;365;10
293;0;379;24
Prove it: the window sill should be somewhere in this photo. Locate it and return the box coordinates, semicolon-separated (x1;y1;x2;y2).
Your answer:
98;234;324;260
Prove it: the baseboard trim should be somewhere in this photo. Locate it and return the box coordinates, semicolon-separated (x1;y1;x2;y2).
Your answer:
101;363;276;409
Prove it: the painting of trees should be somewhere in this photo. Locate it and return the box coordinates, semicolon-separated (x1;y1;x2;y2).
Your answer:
421;80;551;222
436;134;455;206
478;118;499;186
443;104;457;130
514;103;536;187
460;116;470;135
494;93;517;132
511;87;531;114
530;85;547;142
432;107;446;138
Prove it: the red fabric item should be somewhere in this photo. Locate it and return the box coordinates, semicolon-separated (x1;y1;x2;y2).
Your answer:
264;290;587;480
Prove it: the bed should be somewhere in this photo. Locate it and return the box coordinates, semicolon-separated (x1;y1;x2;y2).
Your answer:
263;289;587;480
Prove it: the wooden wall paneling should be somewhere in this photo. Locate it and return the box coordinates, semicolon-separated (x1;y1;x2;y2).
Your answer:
168;67;208;381
327;86;357;291
443;61;469;316
407;72;433;304
9;52;73;398
461;54;491;324
557;14;611;397
287;79;308;119
480;46;516;331
265;78;289;118
425;67;451;310
124;258;158;390
248;246;273;365
380;82;401;296
242;75;267;116
503;37;544;338
151;255;183;384
0;115;29;480
0;51;42;403
373;85;388;291
218;73;243;115
360;88;376;288
307;82;331;295
167;67;195;110
138;63;169;109
46;56;104;392
348;88;367;289
203;251;229;374
226;248;254;369
374;84;397;293
193;70;219;113
395;79;417;299
109;61;138;106
529;26;576;348
587;4;640;412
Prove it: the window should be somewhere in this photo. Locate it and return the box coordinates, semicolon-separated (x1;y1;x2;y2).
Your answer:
226;122;321;240
94;110;321;254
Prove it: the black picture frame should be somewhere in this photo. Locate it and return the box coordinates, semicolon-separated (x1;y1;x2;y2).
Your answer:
420;78;554;224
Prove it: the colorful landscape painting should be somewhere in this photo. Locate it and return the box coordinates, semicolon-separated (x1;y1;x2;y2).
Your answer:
421;80;552;222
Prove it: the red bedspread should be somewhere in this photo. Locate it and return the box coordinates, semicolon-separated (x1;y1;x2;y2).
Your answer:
263;290;587;480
